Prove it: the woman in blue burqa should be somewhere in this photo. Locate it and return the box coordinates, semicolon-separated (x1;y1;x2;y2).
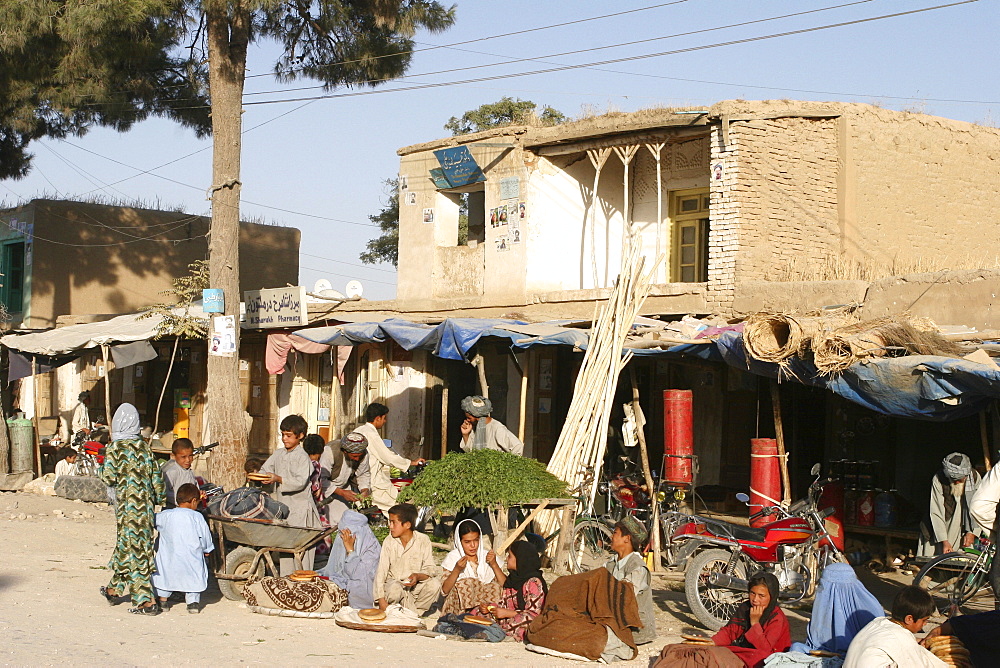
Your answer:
766;562;884;666
319;509;380;608
99;403;165;615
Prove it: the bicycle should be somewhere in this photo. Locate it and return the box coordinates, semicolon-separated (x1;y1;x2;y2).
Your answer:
913;541;996;617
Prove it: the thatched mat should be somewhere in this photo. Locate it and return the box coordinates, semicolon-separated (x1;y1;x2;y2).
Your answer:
813;318;968;375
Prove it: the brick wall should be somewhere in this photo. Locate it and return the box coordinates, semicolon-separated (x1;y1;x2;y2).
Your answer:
707;117;841;312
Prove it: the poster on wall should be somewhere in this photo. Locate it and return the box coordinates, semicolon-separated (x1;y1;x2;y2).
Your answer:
510;217;520;244
500;177;519;200
422;208;435;223
519;201;526;219
539;359;553;390
495;235;510;252
405;192;417;206
209;315;237;357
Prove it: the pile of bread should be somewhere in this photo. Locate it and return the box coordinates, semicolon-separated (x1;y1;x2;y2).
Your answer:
925;635;973;668
358;608;387;623
288;570;317;583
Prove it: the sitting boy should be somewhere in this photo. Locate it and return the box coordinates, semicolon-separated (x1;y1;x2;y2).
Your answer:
844;585;945;667
606;516;656;646
374;502;440;614
54;446;78;479
152;483;215;614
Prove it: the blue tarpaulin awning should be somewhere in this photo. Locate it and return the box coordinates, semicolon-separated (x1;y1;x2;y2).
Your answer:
292;318;1000;422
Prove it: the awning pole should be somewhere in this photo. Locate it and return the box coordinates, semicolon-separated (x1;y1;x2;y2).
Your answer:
770;379;792;506
31;358;41;476
101;345;112;424
981;410;992;471
440;386;449;459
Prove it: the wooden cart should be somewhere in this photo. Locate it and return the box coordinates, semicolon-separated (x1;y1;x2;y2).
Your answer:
209;515;334;600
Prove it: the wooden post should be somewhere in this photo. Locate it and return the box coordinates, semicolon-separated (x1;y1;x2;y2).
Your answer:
518;370;528;443
440;386;449;459
101;344;113;424
473;354;489;399
770;379;792;506
629;367;661;570
554;505;575;574
31;358;41;476
980;411;992;471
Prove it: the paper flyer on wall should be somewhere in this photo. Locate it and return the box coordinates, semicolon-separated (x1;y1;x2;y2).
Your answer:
210;315;237;357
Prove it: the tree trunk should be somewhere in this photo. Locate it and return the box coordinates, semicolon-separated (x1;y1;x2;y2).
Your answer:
206;3;251;492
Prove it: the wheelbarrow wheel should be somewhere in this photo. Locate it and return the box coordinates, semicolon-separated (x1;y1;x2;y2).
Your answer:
219;546;263;601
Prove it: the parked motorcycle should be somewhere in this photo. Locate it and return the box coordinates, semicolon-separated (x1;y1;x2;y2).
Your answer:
662;463;844;630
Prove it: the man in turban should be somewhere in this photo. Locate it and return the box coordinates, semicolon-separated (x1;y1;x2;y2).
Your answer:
322;432;373;525
459;395;523;456
918;452;981;557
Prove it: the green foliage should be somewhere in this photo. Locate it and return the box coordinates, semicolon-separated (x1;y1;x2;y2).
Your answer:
444;97;568;136
138;259;210;338
360;178;400;267
0;0;210;180
397;450;569;511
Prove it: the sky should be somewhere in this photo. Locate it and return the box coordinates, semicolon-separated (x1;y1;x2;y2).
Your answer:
1;0;997;301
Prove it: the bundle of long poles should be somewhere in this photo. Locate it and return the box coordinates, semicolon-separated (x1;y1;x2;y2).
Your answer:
542;237;658;535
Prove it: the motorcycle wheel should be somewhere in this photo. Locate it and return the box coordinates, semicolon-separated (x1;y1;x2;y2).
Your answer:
569;520;614;573
685;548;751;631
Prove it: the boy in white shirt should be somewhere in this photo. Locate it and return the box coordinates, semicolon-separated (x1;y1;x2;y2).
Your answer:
54;447;78;479
844;585;945;668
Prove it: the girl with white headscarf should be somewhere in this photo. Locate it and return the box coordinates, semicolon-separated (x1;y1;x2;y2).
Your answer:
440;519;503;615
99;404;166;614
918;452;982;557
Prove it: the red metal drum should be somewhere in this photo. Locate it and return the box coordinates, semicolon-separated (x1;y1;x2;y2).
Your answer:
663;390;694;487
750;438;781;528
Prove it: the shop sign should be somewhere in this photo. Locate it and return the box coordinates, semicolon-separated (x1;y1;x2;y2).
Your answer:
243;286;308;329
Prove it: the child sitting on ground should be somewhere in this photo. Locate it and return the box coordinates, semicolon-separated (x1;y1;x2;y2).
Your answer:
54;447;78;478
844;585;945;667
374;502;440;614
440;519;502;615
479;540;547;641
152;482;215;614
606;516;656;646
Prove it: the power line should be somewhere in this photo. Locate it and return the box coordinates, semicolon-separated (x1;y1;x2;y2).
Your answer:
160;1;980;110
0;216;206;248
299;262;396;287
241;0;879;99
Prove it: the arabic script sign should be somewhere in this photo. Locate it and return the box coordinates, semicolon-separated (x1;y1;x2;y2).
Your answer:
243;286;308;329
433;146;486;187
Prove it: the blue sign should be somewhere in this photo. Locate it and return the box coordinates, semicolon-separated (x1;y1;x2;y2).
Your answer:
429;168;451;190
202;289;225;313
433;146;486;187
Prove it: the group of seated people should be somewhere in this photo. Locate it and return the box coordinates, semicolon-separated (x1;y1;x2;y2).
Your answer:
306;501;656;658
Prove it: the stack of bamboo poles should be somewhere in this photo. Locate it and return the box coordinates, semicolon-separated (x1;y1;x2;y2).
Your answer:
542;240;658;538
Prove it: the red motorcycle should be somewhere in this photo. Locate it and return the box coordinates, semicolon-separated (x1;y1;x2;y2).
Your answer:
662;464;844;630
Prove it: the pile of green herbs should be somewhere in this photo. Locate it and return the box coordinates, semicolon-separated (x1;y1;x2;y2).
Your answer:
397;450;568;512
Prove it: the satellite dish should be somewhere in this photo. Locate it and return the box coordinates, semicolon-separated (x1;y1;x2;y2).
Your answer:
311;278;346;300
346;280;364;299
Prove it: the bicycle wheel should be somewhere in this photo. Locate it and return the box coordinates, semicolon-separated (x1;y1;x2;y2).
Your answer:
570;520;614;573
913;551;990;617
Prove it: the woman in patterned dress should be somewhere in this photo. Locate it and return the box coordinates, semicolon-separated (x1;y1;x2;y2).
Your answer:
479;540;547;641
99;403;165;615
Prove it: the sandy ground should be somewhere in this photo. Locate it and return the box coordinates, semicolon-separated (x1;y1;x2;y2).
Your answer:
0;491;932;668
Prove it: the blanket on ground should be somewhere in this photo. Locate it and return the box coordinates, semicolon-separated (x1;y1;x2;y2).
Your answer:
526;567;641;661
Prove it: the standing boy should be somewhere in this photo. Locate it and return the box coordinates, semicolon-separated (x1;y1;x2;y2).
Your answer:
844;585;946;667
161;438;199;508
374;502;440;614
355;403;424;513
152;483;214;614
606;516;656;645
261;415;321;573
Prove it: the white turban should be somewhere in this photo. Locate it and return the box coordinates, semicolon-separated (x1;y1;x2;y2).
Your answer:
942;452;972;481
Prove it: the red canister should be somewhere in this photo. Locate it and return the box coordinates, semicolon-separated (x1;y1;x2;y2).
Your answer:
856;490;876;526
663;390;694;487
749;438;781;528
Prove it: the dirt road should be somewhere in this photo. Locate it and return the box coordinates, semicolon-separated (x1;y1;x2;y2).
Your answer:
0;491;814;667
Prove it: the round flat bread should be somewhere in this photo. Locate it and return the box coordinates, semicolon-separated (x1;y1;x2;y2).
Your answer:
465;615;493;626
247;473;270;481
681;634;712;642
359;608;386;622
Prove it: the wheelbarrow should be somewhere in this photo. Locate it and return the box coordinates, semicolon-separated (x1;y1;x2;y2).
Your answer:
209;515;334;601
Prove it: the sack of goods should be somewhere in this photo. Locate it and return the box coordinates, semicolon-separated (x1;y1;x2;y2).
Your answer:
207;486;289;520
54;475;110;503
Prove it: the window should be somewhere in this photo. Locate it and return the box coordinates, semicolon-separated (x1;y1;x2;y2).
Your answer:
670;190;709;283
1;242;25;312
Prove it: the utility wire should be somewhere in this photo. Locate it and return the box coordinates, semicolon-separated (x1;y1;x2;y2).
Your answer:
241;0;879;99
159;1;980;110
